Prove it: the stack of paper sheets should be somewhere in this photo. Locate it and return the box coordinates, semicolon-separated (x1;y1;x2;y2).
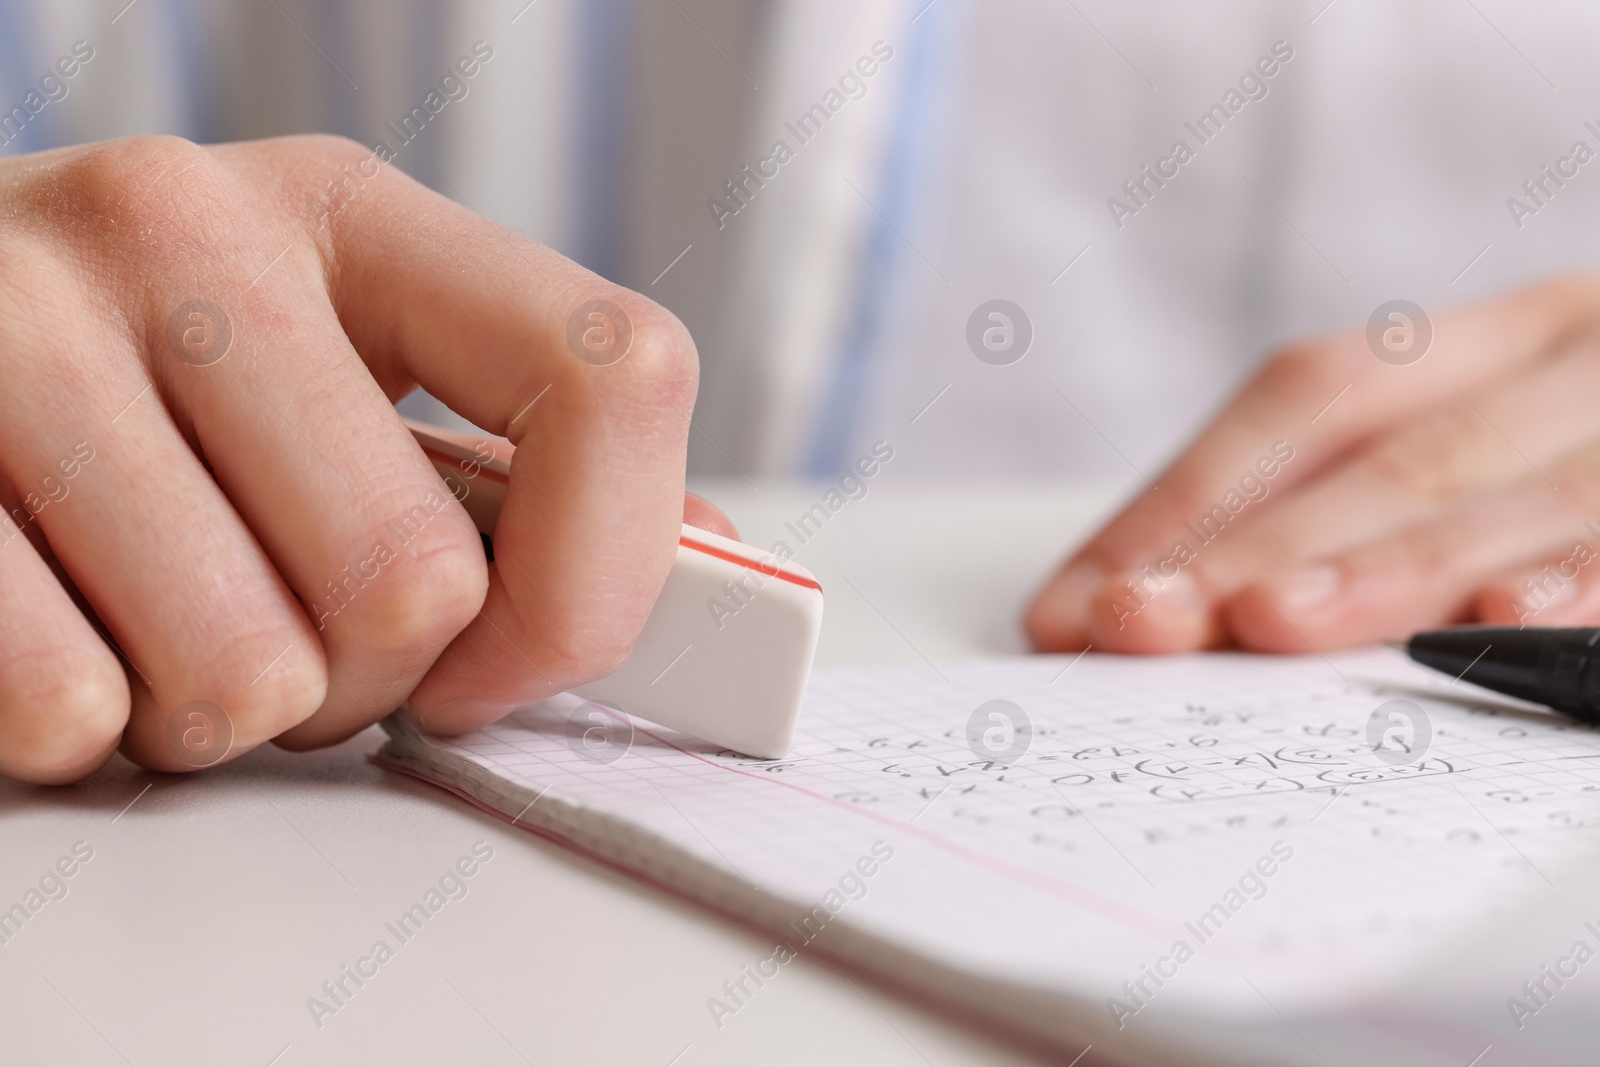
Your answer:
380;650;1600;1066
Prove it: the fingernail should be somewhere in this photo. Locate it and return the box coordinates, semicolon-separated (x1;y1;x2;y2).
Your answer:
411;698;513;736
1117;567;1203;615
1031;562;1108;636
1091;567;1208;646
1527;573;1577;608
1268;564;1341;611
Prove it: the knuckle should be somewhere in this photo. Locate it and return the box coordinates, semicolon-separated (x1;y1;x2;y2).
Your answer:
0;663;129;783
50;135;220;213
1258;342;1348;400
30;136;237;275
594;297;700;403
232;134;399;240
209;633;327;740
548;292;700;443
260;133;385;199
332;523;487;659
274;133;375;168
623;304;700;382
1361;411;1479;499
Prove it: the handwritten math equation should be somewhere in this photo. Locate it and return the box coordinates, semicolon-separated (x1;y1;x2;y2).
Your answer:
711;669;1600;860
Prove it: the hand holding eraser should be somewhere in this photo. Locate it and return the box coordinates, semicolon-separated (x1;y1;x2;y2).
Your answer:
408;420;823;758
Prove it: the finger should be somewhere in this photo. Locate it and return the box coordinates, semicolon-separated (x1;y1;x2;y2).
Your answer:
177;300;485;750
684;493;738;539
1026;276;1600;650
1084;332;1600;652
1223;476;1600;651
60;137;491;750
0;501;128;784
0;241;326;772
1473;542;1600;626
146;287;484;750
288;138;697;731
408;420;735;558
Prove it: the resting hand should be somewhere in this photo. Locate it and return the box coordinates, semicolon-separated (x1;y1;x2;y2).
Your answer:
1027;277;1600;654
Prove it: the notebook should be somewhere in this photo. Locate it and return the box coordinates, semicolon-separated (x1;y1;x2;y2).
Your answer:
376;650;1600;1066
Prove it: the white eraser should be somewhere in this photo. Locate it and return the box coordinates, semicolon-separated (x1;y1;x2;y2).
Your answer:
575;526;823;758
408;420;823;759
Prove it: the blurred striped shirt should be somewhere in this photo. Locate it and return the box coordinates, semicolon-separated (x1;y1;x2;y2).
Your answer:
4;0;1600;486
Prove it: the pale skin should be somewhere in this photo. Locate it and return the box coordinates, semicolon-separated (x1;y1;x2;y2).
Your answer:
0;134;735;785
8;136;1598;786
1026;275;1600;656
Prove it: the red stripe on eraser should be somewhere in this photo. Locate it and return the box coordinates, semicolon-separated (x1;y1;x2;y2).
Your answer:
678;534;823;594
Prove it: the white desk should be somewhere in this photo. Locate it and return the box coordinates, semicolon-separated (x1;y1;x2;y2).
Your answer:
0;482;1121;1067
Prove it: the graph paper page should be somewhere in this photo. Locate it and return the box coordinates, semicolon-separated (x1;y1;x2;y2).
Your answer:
381;650;1600;1028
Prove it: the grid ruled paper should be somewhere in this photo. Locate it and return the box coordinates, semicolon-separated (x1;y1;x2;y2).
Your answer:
378;650;1600;1062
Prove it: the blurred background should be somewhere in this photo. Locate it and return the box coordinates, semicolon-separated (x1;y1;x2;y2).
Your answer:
5;0;1600;485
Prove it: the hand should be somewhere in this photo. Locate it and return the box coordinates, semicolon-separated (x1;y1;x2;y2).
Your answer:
0;135;716;784
1026;276;1600;655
